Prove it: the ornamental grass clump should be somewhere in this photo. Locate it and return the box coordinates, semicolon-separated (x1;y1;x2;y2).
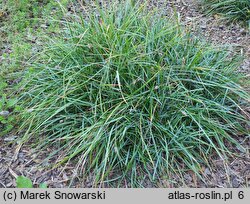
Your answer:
202;0;250;26
20;1;249;186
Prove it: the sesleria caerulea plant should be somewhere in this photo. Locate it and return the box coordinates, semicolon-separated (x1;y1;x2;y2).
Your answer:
19;1;250;186
202;0;250;27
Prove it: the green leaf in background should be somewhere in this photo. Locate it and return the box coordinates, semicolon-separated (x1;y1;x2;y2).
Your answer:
7;98;18;108
6;124;14;131
16;176;33;188
14;105;22;111
0;115;5;122
39;183;47;188
0;98;5;110
0;82;7;94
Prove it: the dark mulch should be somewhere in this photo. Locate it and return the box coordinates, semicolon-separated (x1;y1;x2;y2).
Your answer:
1;134;250;188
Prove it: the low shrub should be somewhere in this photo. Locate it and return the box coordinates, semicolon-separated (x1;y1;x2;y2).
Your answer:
19;1;249;186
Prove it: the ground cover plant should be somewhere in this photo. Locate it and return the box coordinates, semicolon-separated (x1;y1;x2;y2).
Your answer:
0;0;70;136
16;176;47;188
19;1;250;186
201;0;250;27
